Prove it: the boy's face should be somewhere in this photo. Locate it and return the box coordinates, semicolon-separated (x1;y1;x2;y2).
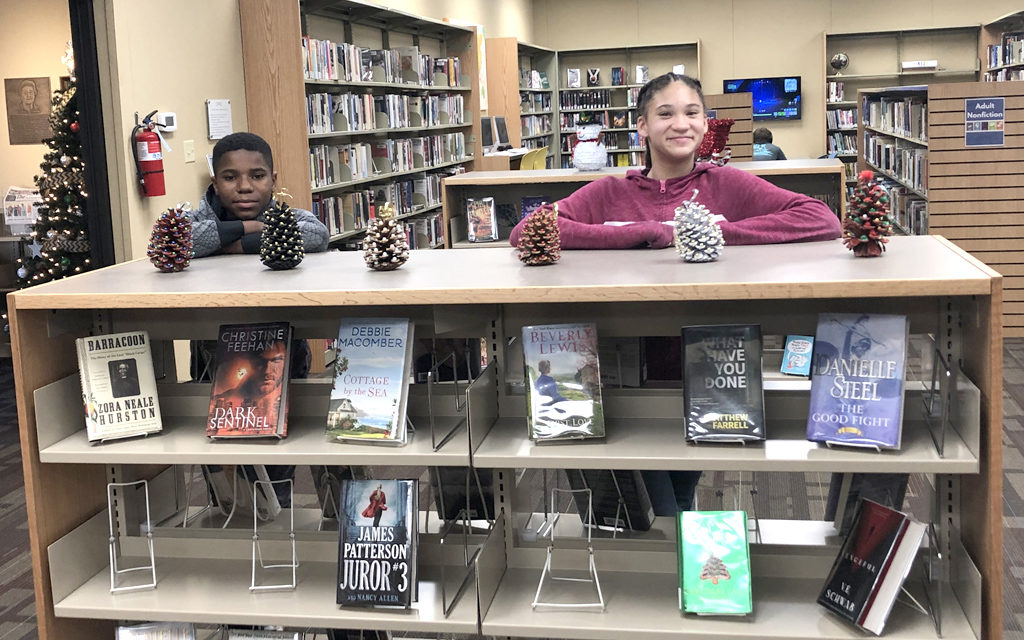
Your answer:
212;150;276;220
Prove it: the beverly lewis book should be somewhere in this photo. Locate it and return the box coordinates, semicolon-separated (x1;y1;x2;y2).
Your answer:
806;314;908;449
337;478;418;608
522;322;605;442
327;318;414;445
76;330;162;442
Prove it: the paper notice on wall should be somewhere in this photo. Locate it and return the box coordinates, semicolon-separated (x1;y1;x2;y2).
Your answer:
206;99;232;140
3;186;40;234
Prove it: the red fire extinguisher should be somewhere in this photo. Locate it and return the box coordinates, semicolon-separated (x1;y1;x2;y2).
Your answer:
132;110;166;197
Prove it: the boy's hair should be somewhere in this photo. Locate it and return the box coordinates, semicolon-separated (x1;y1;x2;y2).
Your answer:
212;132;274;173
636;73;706;171
753;127;773;144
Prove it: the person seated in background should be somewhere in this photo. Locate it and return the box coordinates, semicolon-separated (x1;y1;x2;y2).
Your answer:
189;131;329;257
752;127;787;161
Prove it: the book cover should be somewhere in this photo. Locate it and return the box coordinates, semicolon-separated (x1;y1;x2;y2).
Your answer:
337;478;418;608
678;510;752;615
825;473;909;536
611;66;624;86
781;334;814;376
611;111;628;128
586;68;600;87
117;622;194;640
466;196;497;242
567;68;581;88
327;318;414;445
522;322;605;441
520;195;549;221
682;324;765;442
566;469;655;531
76;330;162;443
206;323;291;438
817;499;925;634
806;313;908;449
635;65;649;84
539;71;550;89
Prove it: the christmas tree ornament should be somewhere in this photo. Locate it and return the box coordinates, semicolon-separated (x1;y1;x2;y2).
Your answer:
60;155;70;166
843;170;893;258
70;122;79;133
363;202;409;271
147;203;194;272
260;200;305;270
516;203;561;266
673;189;724;263
696;118;735;166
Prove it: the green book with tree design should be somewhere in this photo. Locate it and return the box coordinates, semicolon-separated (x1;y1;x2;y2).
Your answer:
678;510;752;615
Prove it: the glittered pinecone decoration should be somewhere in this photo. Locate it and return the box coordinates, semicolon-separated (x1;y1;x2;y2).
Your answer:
363;202;409;271
517;203;561;266
674;189;724;262
260;201;305;270
147;203;194;272
843;170;893;258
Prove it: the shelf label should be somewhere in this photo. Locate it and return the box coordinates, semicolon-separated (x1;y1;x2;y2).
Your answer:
965;97;1004;147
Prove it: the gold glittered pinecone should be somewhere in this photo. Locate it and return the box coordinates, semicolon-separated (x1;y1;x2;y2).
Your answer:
260;201;305;270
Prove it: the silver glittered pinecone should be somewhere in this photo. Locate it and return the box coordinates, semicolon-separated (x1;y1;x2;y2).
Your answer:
673;189;724;263
363;216;409;271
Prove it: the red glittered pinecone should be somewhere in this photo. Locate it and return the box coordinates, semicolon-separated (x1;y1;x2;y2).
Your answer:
843;170;893;257
147;204;194;272
517;203;561;266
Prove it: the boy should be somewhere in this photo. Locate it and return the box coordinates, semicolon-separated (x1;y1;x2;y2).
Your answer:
190;132;329;257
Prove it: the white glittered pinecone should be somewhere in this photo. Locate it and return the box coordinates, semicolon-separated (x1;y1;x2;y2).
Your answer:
673;189;724;263
363;217;409;271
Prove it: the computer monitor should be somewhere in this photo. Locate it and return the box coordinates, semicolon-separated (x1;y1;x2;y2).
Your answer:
494;116;511;150
480;116;494;152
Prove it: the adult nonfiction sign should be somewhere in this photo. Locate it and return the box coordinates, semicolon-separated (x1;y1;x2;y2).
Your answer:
965;97;1005;147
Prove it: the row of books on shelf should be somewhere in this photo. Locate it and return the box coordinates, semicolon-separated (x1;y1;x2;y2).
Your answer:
302;37;462;88
862;96;927;141
843;162;858;182
825;108;855;130
521;67;551;90
309;132;467;188
402;212;444;250
76;312;919;451
118;624;388;640
826;80;847;103
558;152;643;169
521;90;552;112
825;131;857;155
559;89;614;109
985;31;1024;69
558;110;636;131
520;114;552;137
884;184;928;235
565;65;650;88
863;132;928;193
306;92;465;135
311;173;444;237
984;67;1024;81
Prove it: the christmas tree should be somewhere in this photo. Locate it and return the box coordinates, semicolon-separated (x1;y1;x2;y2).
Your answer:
17;70;91;287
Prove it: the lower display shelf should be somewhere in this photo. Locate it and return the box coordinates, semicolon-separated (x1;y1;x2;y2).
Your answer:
480;567;975;640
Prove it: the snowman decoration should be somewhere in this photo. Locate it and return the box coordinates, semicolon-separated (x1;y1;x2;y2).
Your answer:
571;114;608;171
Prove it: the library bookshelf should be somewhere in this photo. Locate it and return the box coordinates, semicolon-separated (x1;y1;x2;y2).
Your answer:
239;0;481;245
440;159;846;248
11;237;1002;640
486;37;558;168
981;11;1024;82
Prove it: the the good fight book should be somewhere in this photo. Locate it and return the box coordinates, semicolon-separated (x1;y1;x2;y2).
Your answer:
678;510;752;615
337;478;418;608
76;330;162;442
817;499;925;635
807;313;908;449
327;318;414;445
522;322;605;442
682;325;765;442
206;322;292;438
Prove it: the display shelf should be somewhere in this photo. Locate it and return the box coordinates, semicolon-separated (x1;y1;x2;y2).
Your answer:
310;156;473;194
308;123;471;139
863;124;927;146
303;79;472;93
480;566;976;640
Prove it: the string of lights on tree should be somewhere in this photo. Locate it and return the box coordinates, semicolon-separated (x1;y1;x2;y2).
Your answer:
16;41;92;287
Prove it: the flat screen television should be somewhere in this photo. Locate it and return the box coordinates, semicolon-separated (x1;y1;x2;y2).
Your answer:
722;76;801;121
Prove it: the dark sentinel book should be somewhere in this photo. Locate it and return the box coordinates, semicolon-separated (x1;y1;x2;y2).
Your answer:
806;313;908;449
337;478;418;608
682;325;765;442
817;499;925;634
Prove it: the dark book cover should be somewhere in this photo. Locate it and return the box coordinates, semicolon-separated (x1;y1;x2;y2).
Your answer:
520;196;549;220
586;68;600;87
825;473;909;536
611;66;624;86
522;322;605;441
806;313;908;448
431;466;493;521
206;322;292;438
337;478;418;608
566;469;655;531
817;499;909;627
682;324;765;442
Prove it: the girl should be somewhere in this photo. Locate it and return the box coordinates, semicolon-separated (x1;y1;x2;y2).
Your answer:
510;73;841;248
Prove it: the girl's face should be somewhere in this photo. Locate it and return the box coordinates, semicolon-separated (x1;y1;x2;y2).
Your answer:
637;82;707;166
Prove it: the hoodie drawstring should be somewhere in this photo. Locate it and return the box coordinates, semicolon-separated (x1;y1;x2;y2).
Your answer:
660;180;666;194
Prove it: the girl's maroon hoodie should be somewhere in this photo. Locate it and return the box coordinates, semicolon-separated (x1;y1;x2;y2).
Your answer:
510;163;842;249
